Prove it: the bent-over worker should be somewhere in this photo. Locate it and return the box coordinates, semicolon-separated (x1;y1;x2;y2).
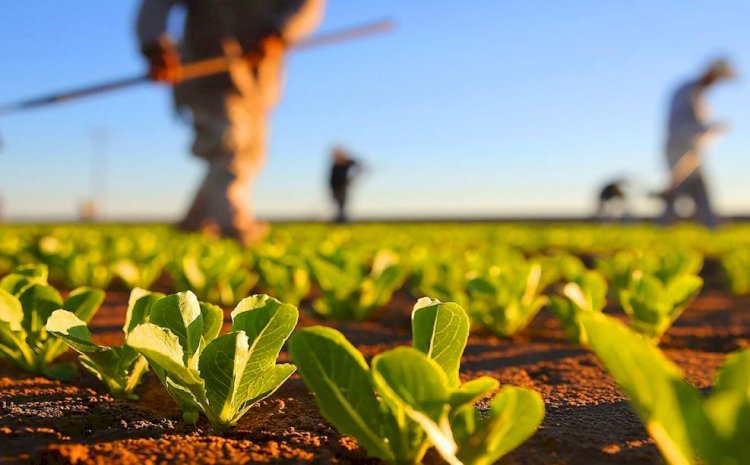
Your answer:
658;59;736;228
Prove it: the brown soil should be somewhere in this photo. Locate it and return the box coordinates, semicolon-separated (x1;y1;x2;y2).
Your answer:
2;285;749;465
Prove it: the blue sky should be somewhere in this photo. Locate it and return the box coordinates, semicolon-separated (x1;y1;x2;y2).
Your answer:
1;1;749;221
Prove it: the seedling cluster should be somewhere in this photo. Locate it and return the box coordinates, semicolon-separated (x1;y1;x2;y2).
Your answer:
0;223;745;464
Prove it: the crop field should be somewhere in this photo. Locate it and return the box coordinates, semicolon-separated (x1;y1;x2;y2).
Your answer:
1;222;749;465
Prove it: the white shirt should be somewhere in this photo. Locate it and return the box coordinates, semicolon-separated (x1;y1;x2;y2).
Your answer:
665;78;720;169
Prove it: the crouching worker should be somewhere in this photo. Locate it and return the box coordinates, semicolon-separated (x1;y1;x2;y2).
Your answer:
137;0;325;244
596;179;628;221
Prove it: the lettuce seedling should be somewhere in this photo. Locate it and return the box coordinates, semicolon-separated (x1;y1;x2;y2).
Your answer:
548;271;607;344
720;248;750;296
650;249;703;286
113;254;166;290
126;291;297;432
467;263;548;337
168;241;259;306
581;312;750;465
536;253;587;291
63;250;114;289
596;248;703;296
410;247;479;310
618;272;702;342
0;264;104;379
415;261;470;311
290;298;544;465
46;288;163;399
308;250;406;321
256;255;310;306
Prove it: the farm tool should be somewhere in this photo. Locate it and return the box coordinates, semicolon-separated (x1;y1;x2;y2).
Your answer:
0;19;394;118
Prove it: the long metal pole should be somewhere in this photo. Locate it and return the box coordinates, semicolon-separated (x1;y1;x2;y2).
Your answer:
0;19;395;117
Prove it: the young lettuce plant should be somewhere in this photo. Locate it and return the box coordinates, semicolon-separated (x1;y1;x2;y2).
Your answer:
0;264;104;379
414;261;471;310
290;298;544;465
467;263;548;337
618;272;702;342
650;248;703;286
45;288;163;399
596;248;703;296
720;248;750;296
112;253;167;290
256;255;310;306
536;253;587;291
581;312;750;465
63;250;114;289
126;291;297;432
548;271;607;344
409;246;492;310
167;241;259;306
308;250;406;321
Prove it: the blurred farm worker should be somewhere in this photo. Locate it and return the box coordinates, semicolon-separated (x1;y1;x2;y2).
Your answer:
658;59;736;228
596;179;628;221
137;0;325;244
329;146;361;223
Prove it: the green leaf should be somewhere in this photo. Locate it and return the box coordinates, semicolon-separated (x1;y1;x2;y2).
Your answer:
126;323;202;389
713;347;750;400
0;325;34;370
699;348;750;465
565;271;608;312
124;288;164;334
448;376;499;409
0;288;23;332
372;347;453;464
360;263;404;314
412;297;470;388
1;275;33;297
13;264;49;280
42;362;77;381
231;295;298;407
700;394;750;465
580;312;703;465
42;287;106;362
373;347;451;421
549;271;608;344
467;277;495;296
199;301;224;343
18;283;63;340
289;326;393;462
46;309;121;370
46;310;104;353
63;288;105;323
308;257;359;293
199;331;250;427
454;386;545;465
231;295;297;354
0;265;48;296
236;363;296;418
162;375;202;424
620;273;702;341
666;275;703;309
149;292;204;365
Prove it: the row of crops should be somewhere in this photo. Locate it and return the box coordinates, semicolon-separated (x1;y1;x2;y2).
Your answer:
1;223;750;464
2;223;750;303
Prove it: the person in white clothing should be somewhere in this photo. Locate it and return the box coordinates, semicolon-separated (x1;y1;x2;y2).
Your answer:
658;59;736;228
137;0;325;244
